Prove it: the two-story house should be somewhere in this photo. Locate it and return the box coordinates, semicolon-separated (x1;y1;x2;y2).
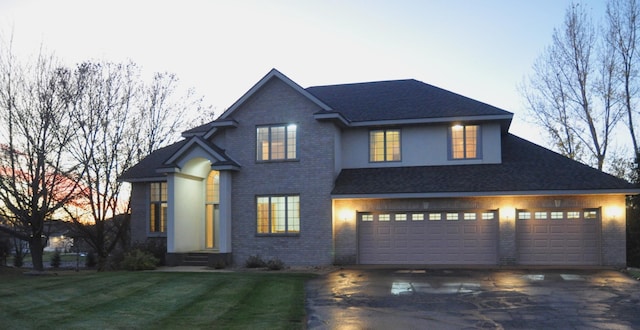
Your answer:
120;69;638;267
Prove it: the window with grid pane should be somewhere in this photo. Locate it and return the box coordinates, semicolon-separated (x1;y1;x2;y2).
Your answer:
450;125;480;159
149;182;167;233
369;129;401;162
256;195;300;234
256;124;297;161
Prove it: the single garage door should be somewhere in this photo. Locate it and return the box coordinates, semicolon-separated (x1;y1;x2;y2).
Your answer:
358;211;498;265
516;209;601;265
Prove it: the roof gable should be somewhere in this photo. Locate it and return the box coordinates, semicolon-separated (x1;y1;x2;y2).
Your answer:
307;79;513;123
119;136;239;182
201;69;332;139
163;136;237;168
118;140;186;182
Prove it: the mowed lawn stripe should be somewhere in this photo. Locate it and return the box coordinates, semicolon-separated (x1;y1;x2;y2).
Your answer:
148;273;257;329
215;273;310;329
0;272;163;326
54;273;218;329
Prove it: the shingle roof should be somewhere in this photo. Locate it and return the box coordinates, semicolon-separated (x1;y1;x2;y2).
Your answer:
182;122;211;135
119;140;187;181
118;138;239;181
332;134;637;195
306;79;512;122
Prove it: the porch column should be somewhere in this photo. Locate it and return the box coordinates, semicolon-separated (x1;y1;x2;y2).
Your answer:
218;171;233;253
498;207;517;265
166;173;176;253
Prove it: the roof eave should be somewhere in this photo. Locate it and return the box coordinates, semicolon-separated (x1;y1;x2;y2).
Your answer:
332;189;640;199
347;114;514;127
202;120;239;139
212;164;241;171
118;176;166;183
313;111;350;127
157;167;180;174
164;137;229;166
184;120;239;139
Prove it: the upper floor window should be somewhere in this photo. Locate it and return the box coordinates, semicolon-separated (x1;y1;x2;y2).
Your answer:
450;124;480;159
370;129;401;162
149;182;167;233
257;124;297;161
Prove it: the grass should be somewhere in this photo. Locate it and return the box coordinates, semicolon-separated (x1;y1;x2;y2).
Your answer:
0;268;315;329
628;267;640;280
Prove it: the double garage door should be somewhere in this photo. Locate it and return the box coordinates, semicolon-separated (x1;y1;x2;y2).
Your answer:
516;209;601;265
358;211;499;265
358;209;602;265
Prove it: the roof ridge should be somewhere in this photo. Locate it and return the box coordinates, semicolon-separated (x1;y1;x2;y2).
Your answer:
306;78;417;90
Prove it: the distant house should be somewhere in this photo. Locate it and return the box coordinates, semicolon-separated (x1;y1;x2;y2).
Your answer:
120;69;639;267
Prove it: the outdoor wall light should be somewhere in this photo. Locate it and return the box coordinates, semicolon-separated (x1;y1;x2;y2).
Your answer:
604;205;622;220
339;209;351;222
500;207;516;221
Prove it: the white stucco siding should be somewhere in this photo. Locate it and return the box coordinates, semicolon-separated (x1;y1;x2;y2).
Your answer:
171;174;205;252
340;122;502;168
481;123;501;163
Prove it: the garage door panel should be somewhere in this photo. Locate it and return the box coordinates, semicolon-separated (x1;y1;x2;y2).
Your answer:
564;226;581;234
445;240;460;248
463;226;479;234
517;210;601;266
428;227;445;235
377;227;391;235
533;239;549;248
394;240;408;248
519;225;533;233
481;226;496;234
534;225;549;233
564;240;582;248
549;226;565;233
358;211;497;265
360;226;374;235
446;226;461;234
583;226;597;233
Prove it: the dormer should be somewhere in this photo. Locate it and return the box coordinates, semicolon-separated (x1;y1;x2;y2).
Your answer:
306;79;513;168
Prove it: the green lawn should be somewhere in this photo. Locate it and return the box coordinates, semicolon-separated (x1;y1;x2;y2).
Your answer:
0;269;314;329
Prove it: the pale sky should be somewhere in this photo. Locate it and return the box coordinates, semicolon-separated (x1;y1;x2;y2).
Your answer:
0;0;608;145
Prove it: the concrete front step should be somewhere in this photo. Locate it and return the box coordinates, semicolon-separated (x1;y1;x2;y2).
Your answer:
182;253;209;266
166;252;232;268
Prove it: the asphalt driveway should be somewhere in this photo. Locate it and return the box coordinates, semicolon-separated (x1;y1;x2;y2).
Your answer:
305;268;640;329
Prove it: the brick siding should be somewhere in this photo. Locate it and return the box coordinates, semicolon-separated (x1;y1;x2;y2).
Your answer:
214;78;336;266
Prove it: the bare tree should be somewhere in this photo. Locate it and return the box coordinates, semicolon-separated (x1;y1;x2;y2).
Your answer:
0;42;81;271
521;4;623;170
607;0;640;163
136;72;214;160
521;50;585;161
67;61;141;270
